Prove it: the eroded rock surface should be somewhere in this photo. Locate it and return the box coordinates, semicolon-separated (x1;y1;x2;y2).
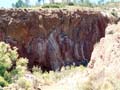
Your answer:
89;22;120;70
0;9;109;71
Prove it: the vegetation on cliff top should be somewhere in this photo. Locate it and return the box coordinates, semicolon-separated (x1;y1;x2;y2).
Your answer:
12;0;119;8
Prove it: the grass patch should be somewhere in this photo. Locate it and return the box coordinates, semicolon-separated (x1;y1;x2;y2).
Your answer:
32;65;86;85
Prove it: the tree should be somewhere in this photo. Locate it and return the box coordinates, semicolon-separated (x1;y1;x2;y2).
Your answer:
13;0;25;8
38;0;41;3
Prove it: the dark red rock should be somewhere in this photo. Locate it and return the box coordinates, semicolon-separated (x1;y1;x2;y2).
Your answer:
0;9;110;71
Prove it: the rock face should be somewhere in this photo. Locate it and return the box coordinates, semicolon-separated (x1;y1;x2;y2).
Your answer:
0;9;109;71
89;22;120;70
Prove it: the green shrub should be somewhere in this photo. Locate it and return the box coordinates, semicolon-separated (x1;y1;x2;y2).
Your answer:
17;77;32;89
0;76;8;87
32;66;42;74
68;2;75;6
42;3;65;8
0;42;28;87
3;71;12;83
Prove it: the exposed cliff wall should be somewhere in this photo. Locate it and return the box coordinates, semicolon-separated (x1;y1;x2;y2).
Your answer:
0;9;109;71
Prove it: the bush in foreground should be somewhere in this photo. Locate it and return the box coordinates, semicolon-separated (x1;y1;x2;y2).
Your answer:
0;42;28;87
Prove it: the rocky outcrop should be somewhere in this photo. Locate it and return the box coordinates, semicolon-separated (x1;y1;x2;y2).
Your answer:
89;22;120;70
0;9;109;71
